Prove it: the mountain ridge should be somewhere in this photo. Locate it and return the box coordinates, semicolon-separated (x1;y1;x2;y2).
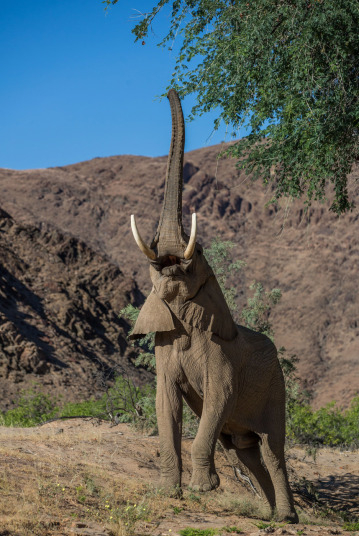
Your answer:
0;207;149;411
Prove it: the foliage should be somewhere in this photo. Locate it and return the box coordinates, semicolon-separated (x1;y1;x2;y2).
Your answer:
241;282;281;340
179;529;217;536
0;387;58;426
343;522;359;532
255;521;277;530
0;377;156;429
105;0;359;214
204;238;245;316
287;396;359;448
116;499;151;531
61;375;157;429
278;349;307;426
120;303;156;372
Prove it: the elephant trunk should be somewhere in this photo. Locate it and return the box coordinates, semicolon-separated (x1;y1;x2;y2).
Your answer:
152;89;188;258
130;89;197;261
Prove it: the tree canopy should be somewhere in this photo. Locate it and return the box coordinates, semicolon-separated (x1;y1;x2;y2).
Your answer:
105;0;359;214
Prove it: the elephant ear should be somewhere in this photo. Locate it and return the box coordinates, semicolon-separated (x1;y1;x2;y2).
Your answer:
178;276;237;341
128;290;175;340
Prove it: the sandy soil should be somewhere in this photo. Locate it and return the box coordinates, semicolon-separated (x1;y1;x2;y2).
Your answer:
0;419;358;536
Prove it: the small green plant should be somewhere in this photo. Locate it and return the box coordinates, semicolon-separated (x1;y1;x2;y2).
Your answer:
179;529;217;536
255;521;276;530
84;475;99;496
117;500;151;530
221;527;243;534
75;485;86;504
343;521;359;531
188;492;201;503
59;374;157;429
173;506;183;514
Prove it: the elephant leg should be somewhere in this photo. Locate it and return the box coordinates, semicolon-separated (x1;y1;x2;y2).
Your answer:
189;403;228;492
156;371;183;496
181;385;219;491
260;433;298;523
219;432;275;516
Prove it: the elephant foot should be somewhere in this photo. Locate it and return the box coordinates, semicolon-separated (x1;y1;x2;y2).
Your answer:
157;477;182;498
189;469;220;492
276;509;299;524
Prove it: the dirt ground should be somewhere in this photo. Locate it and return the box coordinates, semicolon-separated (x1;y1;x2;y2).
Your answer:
0;419;358;536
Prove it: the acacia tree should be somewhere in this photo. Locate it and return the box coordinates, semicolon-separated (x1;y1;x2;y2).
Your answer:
105;0;359;213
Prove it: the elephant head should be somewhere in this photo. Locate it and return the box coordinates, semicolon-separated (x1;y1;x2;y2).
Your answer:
130;89;237;341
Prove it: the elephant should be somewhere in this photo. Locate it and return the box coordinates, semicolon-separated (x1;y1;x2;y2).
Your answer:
129;89;298;523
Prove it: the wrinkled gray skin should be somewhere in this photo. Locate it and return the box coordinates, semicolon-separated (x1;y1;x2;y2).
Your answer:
130;90;298;523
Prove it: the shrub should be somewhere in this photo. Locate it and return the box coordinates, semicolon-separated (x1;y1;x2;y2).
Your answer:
287;397;359;448
179;529;217;536
203;238;245;317
0;388;58;427
60;375;157;430
241;282;281;341
343;522;359;532
0;376;157;429
120;303;156;372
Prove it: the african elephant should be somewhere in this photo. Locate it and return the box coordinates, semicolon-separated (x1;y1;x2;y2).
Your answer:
129;89;298;523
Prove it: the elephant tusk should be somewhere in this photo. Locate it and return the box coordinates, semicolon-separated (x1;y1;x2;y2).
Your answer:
131;215;157;260
183;213;197;260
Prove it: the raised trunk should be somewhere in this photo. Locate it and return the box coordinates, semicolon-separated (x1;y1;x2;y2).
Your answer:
152;89;188;257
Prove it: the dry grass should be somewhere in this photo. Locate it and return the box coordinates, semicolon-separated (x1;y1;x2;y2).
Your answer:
0;421;206;535
0;420;357;536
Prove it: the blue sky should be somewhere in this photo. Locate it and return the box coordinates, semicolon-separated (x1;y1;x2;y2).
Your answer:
1;0;243;170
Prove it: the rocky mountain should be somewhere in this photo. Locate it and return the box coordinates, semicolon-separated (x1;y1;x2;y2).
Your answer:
0;207;149;411
0;143;358;408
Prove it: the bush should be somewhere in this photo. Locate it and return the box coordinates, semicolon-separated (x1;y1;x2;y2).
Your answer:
0;376;157;429
204;238;245;317
288;397;359;448
241;282;281;341
120;303;156;372
61;375;157;430
0;388;58;427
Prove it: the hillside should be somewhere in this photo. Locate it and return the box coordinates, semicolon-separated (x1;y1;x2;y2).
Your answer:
0;144;358;407
0;208;149;411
